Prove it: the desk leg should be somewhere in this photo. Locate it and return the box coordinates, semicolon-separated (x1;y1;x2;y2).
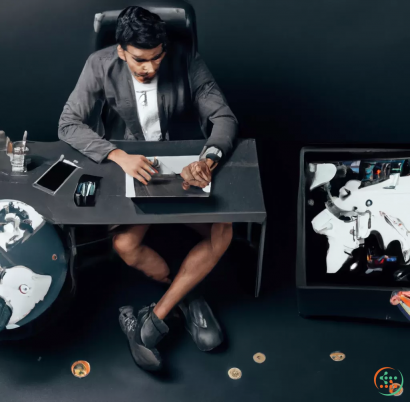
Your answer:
255;219;267;298
247;222;252;244
68;226;77;292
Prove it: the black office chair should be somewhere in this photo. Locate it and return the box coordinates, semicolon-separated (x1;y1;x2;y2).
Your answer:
93;0;198;56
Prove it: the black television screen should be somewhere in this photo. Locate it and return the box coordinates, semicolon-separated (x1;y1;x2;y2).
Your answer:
303;150;410;288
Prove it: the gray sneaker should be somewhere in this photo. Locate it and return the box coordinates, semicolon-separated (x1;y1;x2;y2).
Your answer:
178;296;224;352
119;303;169;372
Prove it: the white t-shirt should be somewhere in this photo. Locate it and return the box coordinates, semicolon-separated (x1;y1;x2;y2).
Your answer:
131;75;163;141
130;73;222;159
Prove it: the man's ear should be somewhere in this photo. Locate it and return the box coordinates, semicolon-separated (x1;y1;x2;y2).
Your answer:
117;45;126;62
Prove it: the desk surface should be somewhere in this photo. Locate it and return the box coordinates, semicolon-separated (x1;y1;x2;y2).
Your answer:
0;139;266;225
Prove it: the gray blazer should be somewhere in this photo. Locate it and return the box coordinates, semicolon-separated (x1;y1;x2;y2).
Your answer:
58;44;238;163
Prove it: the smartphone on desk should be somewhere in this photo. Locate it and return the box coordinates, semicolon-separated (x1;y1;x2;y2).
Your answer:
33;156;78;195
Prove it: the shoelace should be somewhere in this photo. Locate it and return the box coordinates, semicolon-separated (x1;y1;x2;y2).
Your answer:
123;316;137;333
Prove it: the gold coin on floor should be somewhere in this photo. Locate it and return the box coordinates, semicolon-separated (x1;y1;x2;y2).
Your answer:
253;353;266;363
228;368;242;380
71;361;91;378
329;351;345;362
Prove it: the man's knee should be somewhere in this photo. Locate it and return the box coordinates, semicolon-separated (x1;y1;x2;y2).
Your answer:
211;223;233;257
112;225;149;256
112;232;140;256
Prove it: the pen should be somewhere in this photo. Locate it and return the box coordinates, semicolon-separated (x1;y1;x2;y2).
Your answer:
85;182;92;197
6;137;12;155
22;131;27;153
89;182;96;196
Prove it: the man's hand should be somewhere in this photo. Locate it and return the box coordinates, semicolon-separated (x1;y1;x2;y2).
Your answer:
107;149;158;185
181;159;215;190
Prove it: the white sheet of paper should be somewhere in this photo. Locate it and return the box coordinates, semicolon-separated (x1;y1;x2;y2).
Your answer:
125;155;211;197
151;155;198;174
125;173;136;197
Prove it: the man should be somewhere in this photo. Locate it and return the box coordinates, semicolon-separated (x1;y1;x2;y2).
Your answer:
58;6;237;371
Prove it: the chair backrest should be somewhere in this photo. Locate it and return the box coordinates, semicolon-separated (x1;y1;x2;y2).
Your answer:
94;0;198;57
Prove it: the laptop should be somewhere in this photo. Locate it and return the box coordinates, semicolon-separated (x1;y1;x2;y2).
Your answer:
125;155;211;198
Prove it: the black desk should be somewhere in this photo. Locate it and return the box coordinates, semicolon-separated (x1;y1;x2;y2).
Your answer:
0;139;267;296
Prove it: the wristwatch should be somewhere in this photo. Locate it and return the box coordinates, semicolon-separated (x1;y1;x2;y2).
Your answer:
205;152;221;163
200;147;222;169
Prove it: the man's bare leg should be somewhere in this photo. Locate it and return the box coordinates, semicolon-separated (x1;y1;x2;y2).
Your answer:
117;222;232;370
113;225;171;284
153;223;233;320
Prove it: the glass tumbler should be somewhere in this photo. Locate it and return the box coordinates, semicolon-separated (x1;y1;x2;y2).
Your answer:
11;141;29;173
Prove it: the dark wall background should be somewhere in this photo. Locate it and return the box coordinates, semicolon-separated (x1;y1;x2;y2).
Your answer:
1;0;410;287
1;0;410;143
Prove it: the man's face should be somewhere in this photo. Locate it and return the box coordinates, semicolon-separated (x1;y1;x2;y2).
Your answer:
117;43;166;83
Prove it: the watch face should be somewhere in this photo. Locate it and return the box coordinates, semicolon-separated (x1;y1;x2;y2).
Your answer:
206;153;221;162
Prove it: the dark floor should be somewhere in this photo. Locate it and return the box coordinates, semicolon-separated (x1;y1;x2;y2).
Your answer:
1;141;409;400
0;224;409;402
